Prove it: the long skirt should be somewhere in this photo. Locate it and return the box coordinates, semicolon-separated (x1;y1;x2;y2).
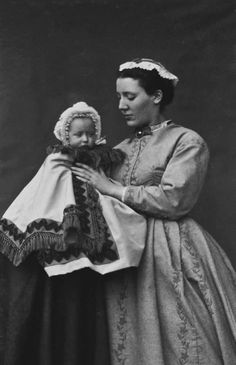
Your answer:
0;254;110;365
104;217;236;365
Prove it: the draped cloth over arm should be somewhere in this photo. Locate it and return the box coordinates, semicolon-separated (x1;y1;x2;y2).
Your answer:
0;152;146;275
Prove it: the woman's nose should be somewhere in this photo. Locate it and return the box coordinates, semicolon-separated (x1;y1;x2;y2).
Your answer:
119;98;128;110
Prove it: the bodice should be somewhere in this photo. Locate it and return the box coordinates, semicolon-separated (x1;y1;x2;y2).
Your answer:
111;123;209;219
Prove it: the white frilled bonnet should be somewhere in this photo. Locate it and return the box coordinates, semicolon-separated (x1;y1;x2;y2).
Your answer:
54;101;102;146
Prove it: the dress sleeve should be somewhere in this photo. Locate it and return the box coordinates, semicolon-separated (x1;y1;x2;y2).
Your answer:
123;136;209;219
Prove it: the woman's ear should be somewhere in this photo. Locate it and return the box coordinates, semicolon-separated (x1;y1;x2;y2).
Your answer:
153;90;163;104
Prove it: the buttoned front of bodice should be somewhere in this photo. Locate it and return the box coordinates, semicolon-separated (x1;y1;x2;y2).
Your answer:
113;127;176;187
112;123;209;219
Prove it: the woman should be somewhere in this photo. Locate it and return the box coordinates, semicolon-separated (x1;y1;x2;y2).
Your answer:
73;58;236;365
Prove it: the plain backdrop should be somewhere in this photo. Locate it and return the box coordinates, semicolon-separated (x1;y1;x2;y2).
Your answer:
0;0;235;268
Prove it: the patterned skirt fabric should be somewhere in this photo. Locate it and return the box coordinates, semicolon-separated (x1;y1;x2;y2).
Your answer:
104;217;236;365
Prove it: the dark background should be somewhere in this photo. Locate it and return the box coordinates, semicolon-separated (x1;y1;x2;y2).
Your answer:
0;0;235;266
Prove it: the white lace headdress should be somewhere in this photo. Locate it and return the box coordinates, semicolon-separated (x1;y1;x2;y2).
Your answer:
119;59;179;86
54;101;102;146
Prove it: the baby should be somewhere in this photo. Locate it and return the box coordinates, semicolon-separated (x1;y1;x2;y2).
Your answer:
0;102;146;276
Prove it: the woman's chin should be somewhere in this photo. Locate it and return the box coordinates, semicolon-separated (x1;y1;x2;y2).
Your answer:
126;120;148;129
126;119;138;127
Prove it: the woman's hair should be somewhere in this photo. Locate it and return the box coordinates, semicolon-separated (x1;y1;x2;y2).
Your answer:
117;59;176;112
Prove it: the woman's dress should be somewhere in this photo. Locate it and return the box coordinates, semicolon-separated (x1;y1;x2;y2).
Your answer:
105;122;236;365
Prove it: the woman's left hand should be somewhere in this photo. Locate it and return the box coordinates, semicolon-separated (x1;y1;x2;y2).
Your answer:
71;163;116;195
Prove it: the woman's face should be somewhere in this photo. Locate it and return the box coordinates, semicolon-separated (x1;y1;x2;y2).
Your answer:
68;117;96;148
116;77;158;128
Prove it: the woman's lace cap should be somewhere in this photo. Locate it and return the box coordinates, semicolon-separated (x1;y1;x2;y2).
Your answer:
119;58;179;86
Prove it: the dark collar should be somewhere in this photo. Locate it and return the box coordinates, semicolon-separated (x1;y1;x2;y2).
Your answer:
135;125;152;139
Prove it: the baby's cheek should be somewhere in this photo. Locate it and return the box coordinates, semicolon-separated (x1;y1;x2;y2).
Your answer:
88;140;95;147
71;137;82;147
90;137;96;145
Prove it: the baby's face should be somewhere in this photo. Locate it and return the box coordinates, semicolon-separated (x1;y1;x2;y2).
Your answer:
68;117;96;148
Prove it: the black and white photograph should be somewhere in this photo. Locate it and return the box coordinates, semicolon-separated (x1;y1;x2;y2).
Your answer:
0;0;235;364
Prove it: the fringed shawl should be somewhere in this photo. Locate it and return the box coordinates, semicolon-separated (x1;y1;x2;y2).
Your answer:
0;146;146;276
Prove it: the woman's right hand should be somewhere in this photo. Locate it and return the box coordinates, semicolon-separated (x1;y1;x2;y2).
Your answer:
71;163;126;200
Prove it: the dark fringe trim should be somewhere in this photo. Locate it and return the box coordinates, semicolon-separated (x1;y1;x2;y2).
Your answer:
38;235;119;266
0;218;62;243
0;187;120;266
0;218;119;267
0;206;84;266
62;206;82;248
0;230;66;266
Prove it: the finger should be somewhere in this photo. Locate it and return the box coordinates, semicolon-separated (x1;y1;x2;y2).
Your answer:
71;169;91;181
71;166;88;173
74;163;94;172
71;167;91;176
73;168;99;182
75;176;88;183
98;168;106;177
76;174;95;187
